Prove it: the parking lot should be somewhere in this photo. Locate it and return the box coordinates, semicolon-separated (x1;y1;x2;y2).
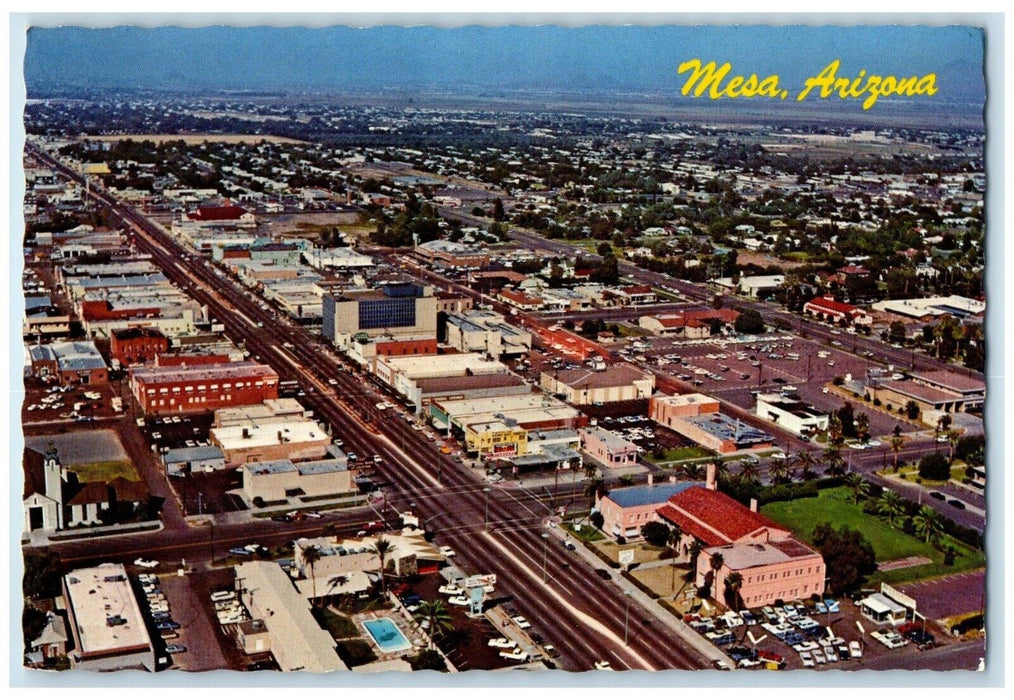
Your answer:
684;593;953;672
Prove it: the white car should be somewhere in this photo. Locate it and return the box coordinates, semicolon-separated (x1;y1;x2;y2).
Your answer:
799;651;815;668
849;640;863;658
438;584;463;596
439;546;456;558
447;596;470;606
512;616;532;629
488;637;516;649
594;661;614;671
134;558;159;569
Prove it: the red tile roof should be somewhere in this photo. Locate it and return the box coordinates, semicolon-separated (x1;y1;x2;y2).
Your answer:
805;295;863;316
656;486;788;546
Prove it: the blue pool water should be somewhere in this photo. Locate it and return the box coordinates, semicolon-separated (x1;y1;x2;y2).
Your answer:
363;617;412;653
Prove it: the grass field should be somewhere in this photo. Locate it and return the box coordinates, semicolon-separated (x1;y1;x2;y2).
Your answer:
70;460;139;483
646;446;713;464
761;487;985;585
630;561;691;599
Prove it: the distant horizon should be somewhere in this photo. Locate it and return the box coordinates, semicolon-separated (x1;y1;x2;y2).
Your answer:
23;23;986;118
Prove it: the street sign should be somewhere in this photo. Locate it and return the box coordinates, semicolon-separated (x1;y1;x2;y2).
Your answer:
618;549;635;566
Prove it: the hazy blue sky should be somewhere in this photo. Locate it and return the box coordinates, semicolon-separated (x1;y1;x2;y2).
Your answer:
23;23;985;103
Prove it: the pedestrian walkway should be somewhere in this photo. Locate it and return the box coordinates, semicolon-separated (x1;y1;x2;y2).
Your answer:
554;520;732;667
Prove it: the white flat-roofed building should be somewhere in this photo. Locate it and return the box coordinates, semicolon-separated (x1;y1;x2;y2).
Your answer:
430;392;581;433
871;295;986;321
445;309;533;357
303;246;374;270
241;456;354;502
211;417;331;465
62;563;155;671
755;393;829;436
233;561;347;673
712;274;786;298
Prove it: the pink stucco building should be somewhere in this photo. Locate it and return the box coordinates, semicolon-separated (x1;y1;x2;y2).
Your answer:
595;480;701;540
657;478;825;607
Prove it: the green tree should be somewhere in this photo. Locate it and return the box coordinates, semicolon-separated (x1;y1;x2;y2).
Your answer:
912;506;945;544
797;450;817;481
844;473;870;504
668;524;684;592
888;321;907;345
369;537;397;595
723;572;745;612
889;435;906;472
734;308;766;334
737;459;761;483
875;489;904;528
492;198;505;222
413;600;454;649
302;544;322;605
708;552;725;595
23;549;63;600
918;452;950;481
640;521;671;547
812;523;877;594
905;400;921;420
823;444;845;477
855;412;870;443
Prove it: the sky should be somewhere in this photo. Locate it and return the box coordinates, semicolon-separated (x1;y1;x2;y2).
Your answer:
21;23;986;105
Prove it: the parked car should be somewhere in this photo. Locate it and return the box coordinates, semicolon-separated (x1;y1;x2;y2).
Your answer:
165;644;187;654
848;640;863;658
134;558;159;569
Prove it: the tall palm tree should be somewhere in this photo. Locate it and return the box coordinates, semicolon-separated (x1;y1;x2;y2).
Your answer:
413;599;454;650
369;537;396;595
687;540;703;573
889;435;906;472
797;450;817;481
844;473;870;504
946;429;962;463
668;524;684;592
302;544;321;605
708;552;724;597
827;414;843;445
876;490;904;527
724;572;744;612
583;476;606;507
913;506;944;544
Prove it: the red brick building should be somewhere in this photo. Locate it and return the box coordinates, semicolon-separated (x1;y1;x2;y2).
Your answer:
154;353;233;368
129;361;279;415
110;327;169;367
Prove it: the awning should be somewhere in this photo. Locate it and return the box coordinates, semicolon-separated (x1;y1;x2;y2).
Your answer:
860;593;905;615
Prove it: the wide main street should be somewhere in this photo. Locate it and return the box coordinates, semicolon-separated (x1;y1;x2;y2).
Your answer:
29;144;714;672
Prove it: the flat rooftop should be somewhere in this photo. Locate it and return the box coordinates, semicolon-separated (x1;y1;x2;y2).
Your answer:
381;352;506;378
63;563;151;656
548;364;653;390
212;418;329;450
132;361;277;384
683;412;773;445
707;538;822;570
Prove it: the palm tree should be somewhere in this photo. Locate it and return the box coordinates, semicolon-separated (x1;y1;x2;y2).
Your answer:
583;477;606;507
876;489;904;527
913;506;944;544
823;444;845;477
369;537;396;595
681;462;706;481
738;459;761;483
855;412;870;443
769;457;793;484
413;599;454;649
724;572;744;612
827;414;843;445
302;544;321;605
708;552;725;598
946;429;962;463
687;540;703;573
668;524;684;592
797;450;817;481
889;435;906;472
844;473;870;504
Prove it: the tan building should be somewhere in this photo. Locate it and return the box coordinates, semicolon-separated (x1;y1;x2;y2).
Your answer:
540;364;655;405
211;417;331;465
241;457;355;502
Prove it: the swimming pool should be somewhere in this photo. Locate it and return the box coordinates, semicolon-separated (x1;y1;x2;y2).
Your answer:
363;617;413;653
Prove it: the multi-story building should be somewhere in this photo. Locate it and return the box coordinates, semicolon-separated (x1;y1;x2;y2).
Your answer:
322;283;438;351
109;327;169;367
128;361;278;415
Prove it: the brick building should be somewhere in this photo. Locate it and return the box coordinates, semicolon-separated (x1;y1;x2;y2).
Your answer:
110;327;169;367
128;361;278;415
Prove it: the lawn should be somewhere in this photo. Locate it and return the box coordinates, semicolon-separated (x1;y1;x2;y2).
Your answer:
630;561;691;599
562;521;604;542
761;487;985;584
70;460;139;483
590;539;666;565
646;446;713;464
313;607;360;639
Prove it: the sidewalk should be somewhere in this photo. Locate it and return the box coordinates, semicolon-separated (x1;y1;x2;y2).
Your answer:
552;520;733;667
